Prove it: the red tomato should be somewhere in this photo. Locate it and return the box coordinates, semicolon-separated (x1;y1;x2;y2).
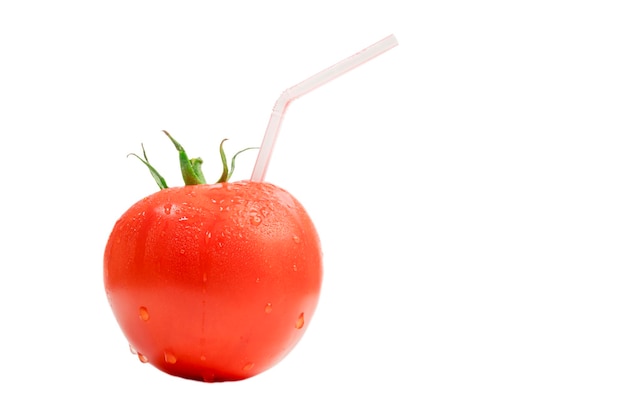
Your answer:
103;181;323;382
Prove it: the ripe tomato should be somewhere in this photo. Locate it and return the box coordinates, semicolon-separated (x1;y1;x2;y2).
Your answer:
103;133;323;382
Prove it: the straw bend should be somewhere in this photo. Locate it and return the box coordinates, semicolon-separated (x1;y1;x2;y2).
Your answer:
251;34;399;182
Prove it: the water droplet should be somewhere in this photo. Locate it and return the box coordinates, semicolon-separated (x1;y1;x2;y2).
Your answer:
179;216;188;221
250;214;262;226
293;264;298;272
242;362;255;371
202;372;216;383
295;312;305;329
200;355;206;361
139;306;150;321
180;248;185;254
164;351;177;364
202;273;208;283
137;352;148;363
293;235;301;244
264;303;273;313
129;344;137;355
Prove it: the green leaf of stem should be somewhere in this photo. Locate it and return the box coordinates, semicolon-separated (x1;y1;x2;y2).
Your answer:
127;143;168;189
228;146;260;181
215;139;259;182
216;139;230;183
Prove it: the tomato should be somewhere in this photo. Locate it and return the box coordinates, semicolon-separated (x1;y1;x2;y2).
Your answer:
103;133;323;382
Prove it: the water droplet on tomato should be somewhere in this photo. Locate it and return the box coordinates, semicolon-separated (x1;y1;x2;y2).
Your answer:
250;214;262;226
264;303;273;313
293;264;298;272
204;231;212;244
200;355;206;361
179;216;188;221
242;362;255;371
137;352;149;363
164;351;177;364
129;344;137;355
163;204;172;215
293;235;301;244
139;306;150;321
295;313;305;329
202;372;216;383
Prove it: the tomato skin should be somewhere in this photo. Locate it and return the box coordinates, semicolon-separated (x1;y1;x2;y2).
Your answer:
103;181;322;382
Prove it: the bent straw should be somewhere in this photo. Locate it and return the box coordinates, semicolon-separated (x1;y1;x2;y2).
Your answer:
250;34;399;182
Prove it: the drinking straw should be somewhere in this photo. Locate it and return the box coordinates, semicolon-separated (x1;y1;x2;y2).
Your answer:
250;34;399;182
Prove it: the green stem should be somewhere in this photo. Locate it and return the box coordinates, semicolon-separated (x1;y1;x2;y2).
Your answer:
163;130;206;186
129;131;258;189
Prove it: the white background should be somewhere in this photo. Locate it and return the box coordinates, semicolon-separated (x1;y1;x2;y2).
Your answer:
1;1;625;416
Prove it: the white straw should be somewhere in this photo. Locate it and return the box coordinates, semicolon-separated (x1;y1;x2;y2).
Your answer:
250;34;399;182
